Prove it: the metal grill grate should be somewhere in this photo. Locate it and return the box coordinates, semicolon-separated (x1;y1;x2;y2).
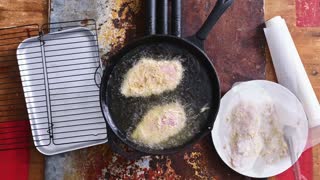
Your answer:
0;20;107;154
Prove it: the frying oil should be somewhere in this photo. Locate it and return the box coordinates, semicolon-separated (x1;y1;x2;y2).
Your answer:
107;42;216;150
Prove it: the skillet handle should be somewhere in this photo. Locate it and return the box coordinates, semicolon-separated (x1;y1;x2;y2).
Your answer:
146;0;156;35
157;0;169;34
190;0;234;48
196;0;234;40
171;0;182;37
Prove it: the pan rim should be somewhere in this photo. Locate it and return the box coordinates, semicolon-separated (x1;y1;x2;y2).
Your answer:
99;34;221;155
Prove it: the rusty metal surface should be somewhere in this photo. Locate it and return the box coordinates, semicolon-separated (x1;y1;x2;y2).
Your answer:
181;0;266;94
45;0;265;179
97;0;266;94
48;136;246;180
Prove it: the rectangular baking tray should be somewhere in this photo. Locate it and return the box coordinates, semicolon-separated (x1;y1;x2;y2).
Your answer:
16;27;107;155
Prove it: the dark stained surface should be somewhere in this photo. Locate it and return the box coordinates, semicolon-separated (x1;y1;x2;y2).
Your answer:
45;0;266;179
181;0;266;94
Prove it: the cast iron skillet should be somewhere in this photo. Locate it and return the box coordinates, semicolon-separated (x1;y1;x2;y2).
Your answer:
100;0;234;155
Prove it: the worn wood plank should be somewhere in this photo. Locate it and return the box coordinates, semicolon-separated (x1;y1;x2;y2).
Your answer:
0;0;48;180
265;0;320;100
265;0;320;179
0;0;48;27
1;0;318;179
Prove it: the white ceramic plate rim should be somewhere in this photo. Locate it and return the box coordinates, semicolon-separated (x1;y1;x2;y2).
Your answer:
211;80;309;178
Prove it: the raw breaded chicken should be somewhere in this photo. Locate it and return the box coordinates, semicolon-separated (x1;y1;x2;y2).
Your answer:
132;102;186;147
228;101;288;169
121;58;184;97
228;103;263;169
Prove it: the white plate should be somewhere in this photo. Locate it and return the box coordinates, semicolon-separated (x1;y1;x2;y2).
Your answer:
212;80;308;178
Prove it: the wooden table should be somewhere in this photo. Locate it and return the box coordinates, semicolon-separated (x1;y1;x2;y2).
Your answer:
265;0;320;179
0;0;319;179
0;1;48;180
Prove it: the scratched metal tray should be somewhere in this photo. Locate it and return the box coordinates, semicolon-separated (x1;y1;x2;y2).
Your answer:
16;27;107;155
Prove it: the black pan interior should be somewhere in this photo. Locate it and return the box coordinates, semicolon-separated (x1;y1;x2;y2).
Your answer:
101;35;220;154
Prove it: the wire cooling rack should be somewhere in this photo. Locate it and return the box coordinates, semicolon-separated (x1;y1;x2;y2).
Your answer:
0;20;107;154
0;24;40;151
